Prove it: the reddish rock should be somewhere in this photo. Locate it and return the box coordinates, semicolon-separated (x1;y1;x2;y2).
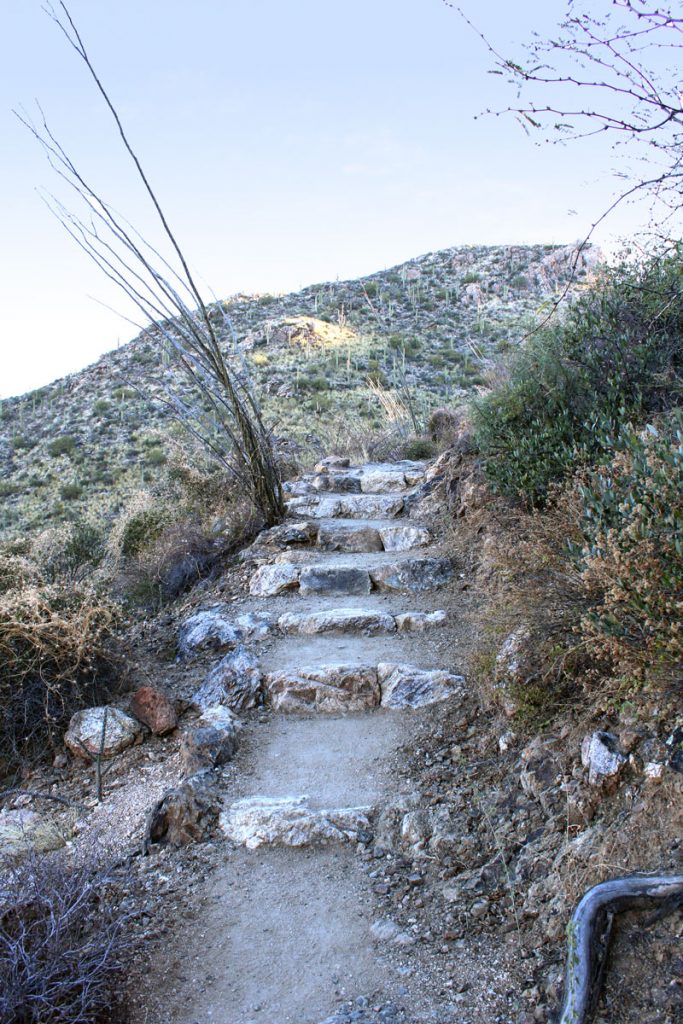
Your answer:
130;686;178;736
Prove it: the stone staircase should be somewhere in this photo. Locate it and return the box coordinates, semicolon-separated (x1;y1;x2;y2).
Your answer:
242;456;463;718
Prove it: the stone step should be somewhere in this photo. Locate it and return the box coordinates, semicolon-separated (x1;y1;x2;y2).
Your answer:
283;460;428;500
285;493;406;520
219;796;371;849
277;607;447;636
247;519;432;556
249;556;453;597
264;662;464;713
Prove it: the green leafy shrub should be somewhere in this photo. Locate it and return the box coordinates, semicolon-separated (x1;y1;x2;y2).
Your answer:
401;436;437;460
48;436;77;458
473;251;683;506
60;483;83;501
576;418;683;676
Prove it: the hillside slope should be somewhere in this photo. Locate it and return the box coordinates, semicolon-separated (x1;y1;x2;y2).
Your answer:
0;243;597;538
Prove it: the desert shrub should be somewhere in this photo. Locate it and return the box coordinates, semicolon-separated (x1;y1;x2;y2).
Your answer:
576;418;683;677
0;483;20;498
401;436;437;460
32;521;107;584
60;483;83;501
127;521;220;607
48;436;77;458
0;553;37;595
474;250;683;506
0;583;118;776
0;849;133;1024
428;406;462;447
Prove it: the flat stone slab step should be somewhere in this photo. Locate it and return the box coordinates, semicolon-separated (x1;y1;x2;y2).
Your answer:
282;460;428;499
244;520;432;557
264;662;464;713
219;796;371;849
277;608;447;636
249;557;453;597
285;493;406;520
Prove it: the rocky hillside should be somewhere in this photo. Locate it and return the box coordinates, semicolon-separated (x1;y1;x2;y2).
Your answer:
0;243;598;538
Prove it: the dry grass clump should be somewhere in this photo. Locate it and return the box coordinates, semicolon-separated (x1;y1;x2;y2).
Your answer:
0;580;118;777
108;447;261;607
0;848;135;1024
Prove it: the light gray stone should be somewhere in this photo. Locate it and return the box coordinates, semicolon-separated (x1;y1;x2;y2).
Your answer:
581;732;626;787
65;706;145;759
337;494;405;518
219;795;371;849
285;495;343;519
394;610;447;632
178;605;242;658
191;646;262;712
298;565;372;596
278;608;396;636
249;562;300;596
266;664;380;713
378;663;464;709
360;468;408;493
378;524;431;551
370;557;453;593
317;522;383;553
234;611;276;639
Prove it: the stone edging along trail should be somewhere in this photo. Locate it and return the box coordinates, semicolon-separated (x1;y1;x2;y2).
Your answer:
138;456;477;1024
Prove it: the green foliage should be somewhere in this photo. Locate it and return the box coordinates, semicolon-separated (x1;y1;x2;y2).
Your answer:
474;251;683;506
462;272;481;284
60;483;83;501
575;417;683;674
401;436;437;460
119;507;169;558
48;436;77;458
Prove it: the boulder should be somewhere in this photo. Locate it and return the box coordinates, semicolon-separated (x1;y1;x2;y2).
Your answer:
180;708;239;774
317;522;383;553
191;646;262;712
370;557;453;593
394;610;447;632
219;795;371;849
252;521;317;549
313;456;350;473
177;605;242;659
581;732;627;788
312;472;361;493
298;565;372;596
234;611;276;639
145;771;220;848
378;525;431;551
65;706;145;759
266;664;380;713
0;810;69;862
378;663;464;709
249;562;300;596
129;686;177;736
278;608;396;636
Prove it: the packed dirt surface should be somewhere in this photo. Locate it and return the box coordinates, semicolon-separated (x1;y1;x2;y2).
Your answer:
10;456;681;1024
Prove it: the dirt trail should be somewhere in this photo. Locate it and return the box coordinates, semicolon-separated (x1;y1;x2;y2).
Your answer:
135;461;464;1024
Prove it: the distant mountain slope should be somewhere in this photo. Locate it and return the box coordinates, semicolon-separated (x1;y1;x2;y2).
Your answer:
0;243;598;538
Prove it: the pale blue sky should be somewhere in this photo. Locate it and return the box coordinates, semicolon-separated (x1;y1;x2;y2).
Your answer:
0;0;656;398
